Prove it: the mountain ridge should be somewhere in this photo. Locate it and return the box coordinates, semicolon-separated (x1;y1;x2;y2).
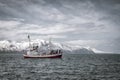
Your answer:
0;39;95;54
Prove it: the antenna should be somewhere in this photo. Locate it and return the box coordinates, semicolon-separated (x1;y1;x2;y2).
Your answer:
49;37;52;50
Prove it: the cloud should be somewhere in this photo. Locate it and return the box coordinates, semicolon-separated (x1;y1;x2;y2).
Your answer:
0;0;120;53
0;20;70;40
0;20;20;28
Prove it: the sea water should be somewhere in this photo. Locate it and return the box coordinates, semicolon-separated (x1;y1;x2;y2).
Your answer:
0;52;120;80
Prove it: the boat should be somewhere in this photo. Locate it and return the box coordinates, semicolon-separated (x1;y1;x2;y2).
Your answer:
23;53;62;58
23;35;62;58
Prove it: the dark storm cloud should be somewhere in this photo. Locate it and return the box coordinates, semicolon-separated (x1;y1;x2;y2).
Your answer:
0;0;55;24
92;0;120;27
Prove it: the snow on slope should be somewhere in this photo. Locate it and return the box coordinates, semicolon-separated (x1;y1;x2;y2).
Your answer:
0;39;94;54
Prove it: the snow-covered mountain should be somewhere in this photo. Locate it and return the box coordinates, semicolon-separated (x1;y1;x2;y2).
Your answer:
0;39;94;54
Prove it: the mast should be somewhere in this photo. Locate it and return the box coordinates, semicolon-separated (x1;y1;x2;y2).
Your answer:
28;35;31;49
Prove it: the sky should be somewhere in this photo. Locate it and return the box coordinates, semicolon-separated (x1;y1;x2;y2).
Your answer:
0;0;120;53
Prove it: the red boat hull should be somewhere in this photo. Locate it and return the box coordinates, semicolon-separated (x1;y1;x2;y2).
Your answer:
23;54;62;58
